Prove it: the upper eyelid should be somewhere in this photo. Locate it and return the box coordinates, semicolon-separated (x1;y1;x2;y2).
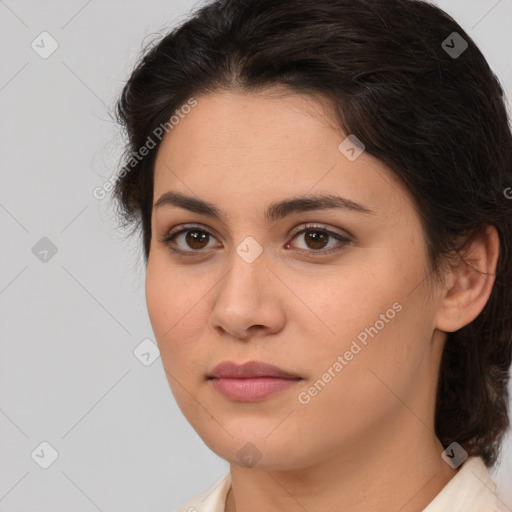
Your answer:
289;223;349;239
163;223;221;241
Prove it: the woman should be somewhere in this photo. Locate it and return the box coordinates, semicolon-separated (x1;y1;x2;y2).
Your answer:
112;0;512;510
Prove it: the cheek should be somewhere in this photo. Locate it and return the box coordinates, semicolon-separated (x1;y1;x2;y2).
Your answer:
146;255;198;335
145;255;211;373
290;263;395;343
145;260;185;368
293;304;430;441
145;258;172;337
308;257;428;377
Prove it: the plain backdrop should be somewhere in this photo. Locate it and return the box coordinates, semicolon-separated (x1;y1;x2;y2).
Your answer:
1;1;511;511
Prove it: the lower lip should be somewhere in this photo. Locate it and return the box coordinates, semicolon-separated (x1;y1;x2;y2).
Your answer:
209;377;302;402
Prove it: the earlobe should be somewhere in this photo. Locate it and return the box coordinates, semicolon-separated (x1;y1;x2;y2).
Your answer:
435;225;500;333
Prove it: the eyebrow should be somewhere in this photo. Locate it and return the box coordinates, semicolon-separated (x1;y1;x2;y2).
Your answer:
153;191;376;222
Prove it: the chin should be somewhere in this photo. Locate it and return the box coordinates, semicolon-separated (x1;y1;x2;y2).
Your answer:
202;434;314;471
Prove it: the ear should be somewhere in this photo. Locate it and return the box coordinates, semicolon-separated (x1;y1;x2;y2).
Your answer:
435;225;500;333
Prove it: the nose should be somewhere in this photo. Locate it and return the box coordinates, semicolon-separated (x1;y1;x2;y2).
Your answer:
209;248;286;340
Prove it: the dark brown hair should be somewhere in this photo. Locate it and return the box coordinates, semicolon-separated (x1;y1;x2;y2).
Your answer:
112;0;512;468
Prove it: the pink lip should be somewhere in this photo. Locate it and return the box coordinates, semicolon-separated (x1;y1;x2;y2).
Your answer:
207;360;302;402
208;360;301;379
210;377;301;402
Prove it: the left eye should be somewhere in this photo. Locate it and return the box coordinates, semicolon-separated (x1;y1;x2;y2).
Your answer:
286;226;350;255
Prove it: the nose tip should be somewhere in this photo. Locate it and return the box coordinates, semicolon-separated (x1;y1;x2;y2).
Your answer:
208;257;286;340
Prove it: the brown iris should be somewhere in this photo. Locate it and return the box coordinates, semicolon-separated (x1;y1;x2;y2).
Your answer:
185;229;210;249
303;230;329;250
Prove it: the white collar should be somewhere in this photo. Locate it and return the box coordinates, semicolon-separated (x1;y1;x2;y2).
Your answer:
175;456;506;512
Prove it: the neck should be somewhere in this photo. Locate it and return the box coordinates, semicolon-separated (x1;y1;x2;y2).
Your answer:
224;418;458;512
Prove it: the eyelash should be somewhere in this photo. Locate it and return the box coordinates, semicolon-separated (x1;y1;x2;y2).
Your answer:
158;223;351;257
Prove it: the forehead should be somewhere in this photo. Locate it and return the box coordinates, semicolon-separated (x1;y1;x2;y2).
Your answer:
152;88;413;222
165;87;338;147
155;88;345;172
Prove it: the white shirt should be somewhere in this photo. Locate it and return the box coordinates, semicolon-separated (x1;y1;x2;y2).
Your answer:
174;456;508;512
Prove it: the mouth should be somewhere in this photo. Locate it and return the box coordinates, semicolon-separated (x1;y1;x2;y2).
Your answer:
207;360;303;402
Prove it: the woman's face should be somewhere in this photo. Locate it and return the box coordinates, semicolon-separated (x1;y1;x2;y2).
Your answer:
146;88;448;470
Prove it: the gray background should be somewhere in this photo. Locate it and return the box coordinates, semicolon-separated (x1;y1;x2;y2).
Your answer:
1;1;511;510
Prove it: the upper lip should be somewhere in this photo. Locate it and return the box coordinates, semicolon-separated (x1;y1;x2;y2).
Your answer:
208;360;302;379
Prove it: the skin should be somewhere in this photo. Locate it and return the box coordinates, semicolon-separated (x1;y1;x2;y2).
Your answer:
145;88;499;512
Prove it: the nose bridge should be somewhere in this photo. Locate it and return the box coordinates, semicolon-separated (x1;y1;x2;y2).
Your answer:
219;239;269;303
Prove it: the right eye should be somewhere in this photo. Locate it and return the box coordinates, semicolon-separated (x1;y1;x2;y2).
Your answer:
159;225;222;255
